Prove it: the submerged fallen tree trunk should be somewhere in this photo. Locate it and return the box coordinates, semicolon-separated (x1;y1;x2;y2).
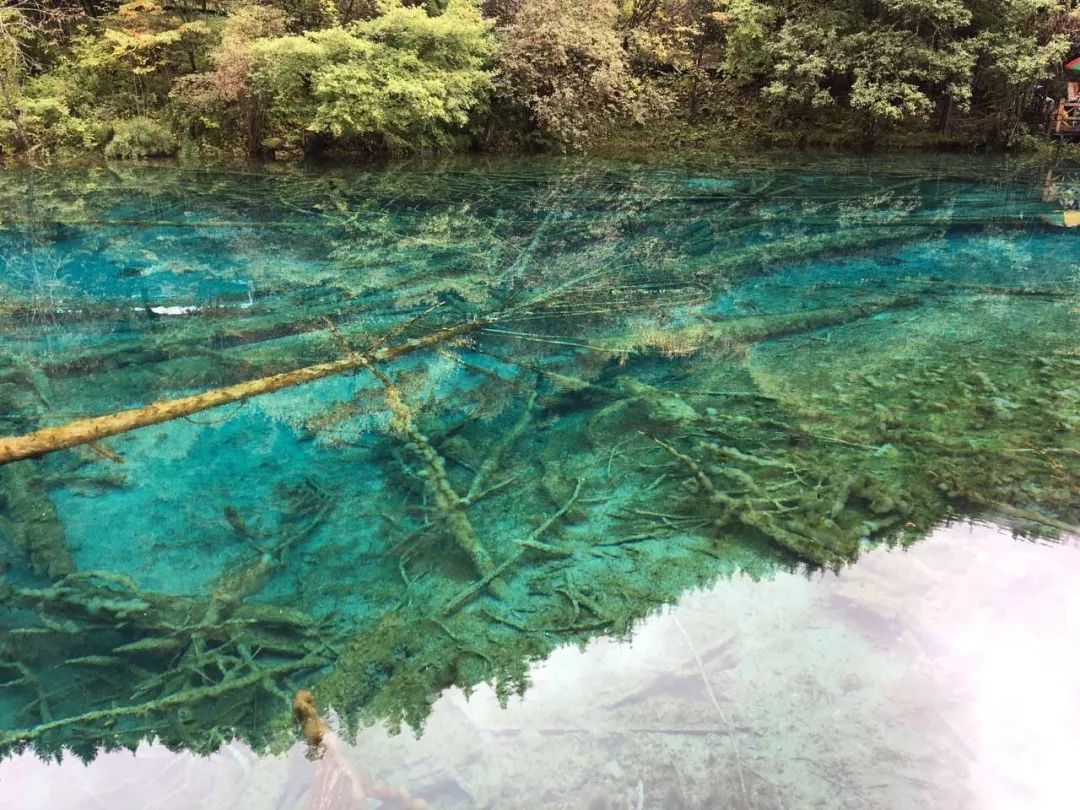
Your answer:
36;293;423;381
0;295;924;465
0;320;486;465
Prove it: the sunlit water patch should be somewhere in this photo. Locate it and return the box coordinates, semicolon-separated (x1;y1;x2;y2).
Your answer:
0;156;1077;796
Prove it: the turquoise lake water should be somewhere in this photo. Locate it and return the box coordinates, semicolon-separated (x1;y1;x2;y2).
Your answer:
0;154;1078;808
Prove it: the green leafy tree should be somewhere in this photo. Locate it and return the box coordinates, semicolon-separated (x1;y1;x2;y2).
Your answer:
971;0;1073;144
170;3;289;153
494;0;663;148
78;1;213;113
618;2;730;121
249;0;494;152
716;0;1073;141
743;1;976;127
0;3;97;154
0;8;31;151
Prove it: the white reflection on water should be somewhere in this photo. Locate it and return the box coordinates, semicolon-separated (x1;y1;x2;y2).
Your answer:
1;521;1078;810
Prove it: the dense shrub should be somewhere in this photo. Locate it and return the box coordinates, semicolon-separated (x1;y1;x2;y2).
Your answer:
494;0;661;149
71;2;214;118
249;0;494;152
721;0;1071;142
104;116;178;159
0;85;93;155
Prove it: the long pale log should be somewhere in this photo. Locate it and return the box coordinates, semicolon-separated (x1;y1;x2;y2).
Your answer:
0;320;484;465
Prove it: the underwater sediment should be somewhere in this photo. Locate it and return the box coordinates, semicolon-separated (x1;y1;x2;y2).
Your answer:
0;155;1077;762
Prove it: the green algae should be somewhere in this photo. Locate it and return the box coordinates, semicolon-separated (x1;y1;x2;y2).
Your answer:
0;155;1078;762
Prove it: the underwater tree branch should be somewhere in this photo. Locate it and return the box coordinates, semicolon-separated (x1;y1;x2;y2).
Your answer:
363;358;507;595
0;653;328;751
438;478;583;617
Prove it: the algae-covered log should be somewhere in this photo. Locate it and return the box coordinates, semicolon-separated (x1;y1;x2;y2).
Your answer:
0;462;74;580
0;320;486;465
369;360;506;593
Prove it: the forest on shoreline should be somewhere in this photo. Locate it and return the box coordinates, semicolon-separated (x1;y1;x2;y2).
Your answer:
1;1;1079;163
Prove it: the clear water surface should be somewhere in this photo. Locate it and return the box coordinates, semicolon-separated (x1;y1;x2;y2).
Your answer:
0;154;1077;809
